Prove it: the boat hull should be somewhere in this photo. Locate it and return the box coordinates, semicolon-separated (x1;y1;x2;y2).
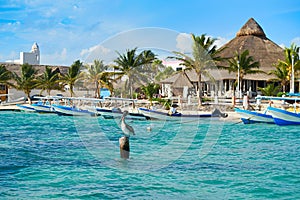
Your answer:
96;108;147;120
268;106;300;126
16;104;36;112
31;104;54;113
52;105;97;116
234;108;274;124
138;107;217;121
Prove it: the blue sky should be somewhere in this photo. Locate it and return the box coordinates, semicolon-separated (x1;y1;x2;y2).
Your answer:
0;0;299;66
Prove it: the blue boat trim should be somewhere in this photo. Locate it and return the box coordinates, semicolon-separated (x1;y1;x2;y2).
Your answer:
234;107;274;124
268;106;300;126
139;107;213;118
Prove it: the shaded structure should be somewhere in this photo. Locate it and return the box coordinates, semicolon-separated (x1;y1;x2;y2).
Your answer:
160;18;285;98
217;18;285;95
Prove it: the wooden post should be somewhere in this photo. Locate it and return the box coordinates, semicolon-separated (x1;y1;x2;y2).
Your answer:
232;96;236;107
119;136;130;159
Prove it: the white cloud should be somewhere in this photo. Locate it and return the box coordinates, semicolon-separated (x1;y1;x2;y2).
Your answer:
80;45;111;57
80;45;113;64
279;44;285;49
291;37;300;46
176;33;192;53
42;48;68;65
214;36;229;48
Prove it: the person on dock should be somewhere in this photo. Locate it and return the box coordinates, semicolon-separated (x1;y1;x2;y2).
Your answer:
168;104;178;115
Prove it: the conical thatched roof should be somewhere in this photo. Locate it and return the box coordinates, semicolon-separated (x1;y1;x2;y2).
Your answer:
160;18;285;85
217;18;284;80
236;18;266;38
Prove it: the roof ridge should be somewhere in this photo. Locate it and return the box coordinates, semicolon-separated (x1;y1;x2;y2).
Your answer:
236;18;266;38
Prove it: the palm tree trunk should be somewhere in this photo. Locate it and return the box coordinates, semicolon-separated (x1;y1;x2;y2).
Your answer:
129;79;133;99
26;93;32;105
198;73;202;107
97;81;101;98
70;84;73;97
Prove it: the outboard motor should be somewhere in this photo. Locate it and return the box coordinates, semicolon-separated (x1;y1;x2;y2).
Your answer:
212;108;228;118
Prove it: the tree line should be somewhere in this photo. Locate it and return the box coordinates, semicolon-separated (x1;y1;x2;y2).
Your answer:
0;34;299;106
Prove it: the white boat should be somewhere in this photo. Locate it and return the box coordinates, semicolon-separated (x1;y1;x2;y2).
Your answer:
138;107;228;121
16;104;36;112
96;107;148;120
31;100;54;113
256;95;300;125
52;104;97;116
267;106;300;126
234;107;274;124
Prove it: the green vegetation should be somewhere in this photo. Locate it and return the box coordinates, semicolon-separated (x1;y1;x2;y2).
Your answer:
268;64;289;93
81;59;114;98
36;66;60;95
271;43;300;93
0;65;12;85
11;63;38;104
155;66;175;82
258;83;280;96
169;34;224;107
226;50;262;94
141;82;160;106
59;60;83;97
0;39;299;104
114;48;156;98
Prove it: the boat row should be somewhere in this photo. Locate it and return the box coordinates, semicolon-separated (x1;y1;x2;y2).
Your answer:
235;95;300;126
16;96;228;121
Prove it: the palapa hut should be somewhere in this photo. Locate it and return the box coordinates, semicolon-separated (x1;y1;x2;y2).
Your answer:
161;18;285;98
217;17;285;96
161;70;196;98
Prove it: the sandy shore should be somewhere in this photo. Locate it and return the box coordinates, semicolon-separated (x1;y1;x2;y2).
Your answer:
0;104;20;111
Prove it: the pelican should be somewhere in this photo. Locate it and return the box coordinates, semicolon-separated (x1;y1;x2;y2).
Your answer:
120;110;135;137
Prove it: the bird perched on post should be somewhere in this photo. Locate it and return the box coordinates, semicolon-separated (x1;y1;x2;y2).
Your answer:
120;110;135;137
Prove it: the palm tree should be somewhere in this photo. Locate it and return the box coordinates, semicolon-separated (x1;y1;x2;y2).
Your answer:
276;43;300;91
36;66;60;96
268;64;289;93
226;50;262;96
82;59;115;98
114;48;156;98
141;82;160;106
11;63;38;104
59;60;83;97
169;33;224;106
0;65;12;85
258;83;280;96
155;66;175;82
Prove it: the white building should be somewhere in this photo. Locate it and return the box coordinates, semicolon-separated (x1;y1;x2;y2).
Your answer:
20;42;40;65
6;42;40;65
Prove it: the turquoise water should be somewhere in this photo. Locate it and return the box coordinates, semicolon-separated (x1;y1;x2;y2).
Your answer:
0;112;299;199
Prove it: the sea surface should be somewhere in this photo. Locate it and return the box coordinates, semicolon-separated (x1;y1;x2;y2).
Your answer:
0;111;299;199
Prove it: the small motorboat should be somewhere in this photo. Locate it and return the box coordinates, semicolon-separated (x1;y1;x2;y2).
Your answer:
52;105;97;116
96;107;148;120
234;107;274;124
268;106;300;126
138;107;227;121
16;104;36;112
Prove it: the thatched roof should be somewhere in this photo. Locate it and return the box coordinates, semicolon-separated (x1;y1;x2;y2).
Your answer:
172;71;193;88
217;18;285;81
236;18;266;38
161;18;285;83
160;70;194;88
